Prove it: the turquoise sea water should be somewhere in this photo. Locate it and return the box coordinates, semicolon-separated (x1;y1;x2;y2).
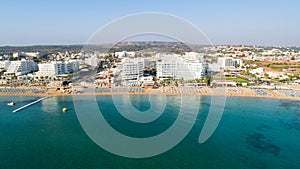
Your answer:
0;95;299;169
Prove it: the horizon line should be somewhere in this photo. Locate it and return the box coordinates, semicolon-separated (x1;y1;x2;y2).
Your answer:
0;42;300;48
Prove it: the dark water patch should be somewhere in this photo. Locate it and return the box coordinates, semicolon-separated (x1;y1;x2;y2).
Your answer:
238;155;269;169
280;120;293;130
290;116;300;131
279;101;300;110
98;98;179;138
240;122;247;128
200;102;210;107
256;124;272;131
129;95;151;111
238;154;249;165
250;160;268;169
280;114;300;131
273;110;280;115
246;133;280;156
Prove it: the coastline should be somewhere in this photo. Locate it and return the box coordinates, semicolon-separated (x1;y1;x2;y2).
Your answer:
0;87;299;101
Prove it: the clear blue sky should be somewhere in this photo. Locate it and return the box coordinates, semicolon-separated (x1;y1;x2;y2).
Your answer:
1;0;299;46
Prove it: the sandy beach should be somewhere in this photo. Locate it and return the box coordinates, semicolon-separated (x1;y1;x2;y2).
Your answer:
0;86;300;101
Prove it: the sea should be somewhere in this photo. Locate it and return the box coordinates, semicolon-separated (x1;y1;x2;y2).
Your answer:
0;95;299;169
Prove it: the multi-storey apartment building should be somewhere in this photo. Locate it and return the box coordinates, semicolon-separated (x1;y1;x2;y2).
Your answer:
5;59;38;76
156;54;206;80
217;57;243;70
37;60;79;76
122;58;144;80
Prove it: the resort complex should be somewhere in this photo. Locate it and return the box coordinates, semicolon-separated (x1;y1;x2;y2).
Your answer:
0;43;299;99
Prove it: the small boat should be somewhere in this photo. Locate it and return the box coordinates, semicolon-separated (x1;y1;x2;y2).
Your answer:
7;102;15;106
62;108;68;112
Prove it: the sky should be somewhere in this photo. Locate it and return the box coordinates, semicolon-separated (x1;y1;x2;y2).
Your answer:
0;0;299;46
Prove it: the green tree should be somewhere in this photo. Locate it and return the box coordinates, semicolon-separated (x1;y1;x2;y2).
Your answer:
160;81;165;87
153;81;158;88
204;75;211;86
166;79;170;86
291;56;295;60
195;78;201;83
174;80;178;87
264;73;269;79
179;78;184;84
108;76;112;84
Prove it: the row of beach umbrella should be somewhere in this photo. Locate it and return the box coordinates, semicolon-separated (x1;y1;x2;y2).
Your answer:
83;88;145;93
0;88;45;93
276;90;300;98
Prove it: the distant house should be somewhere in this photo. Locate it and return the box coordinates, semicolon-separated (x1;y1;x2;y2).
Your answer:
0;79;8;84
294;79;300;85
115;51;136;58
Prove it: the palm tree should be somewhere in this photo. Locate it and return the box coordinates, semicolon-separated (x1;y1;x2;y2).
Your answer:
166;79;170;86
179;78;184;84
204;75;211;86
195;78;201;84
153;81;158;88
174;80;178;87
286;78;291;85
160;81;164;87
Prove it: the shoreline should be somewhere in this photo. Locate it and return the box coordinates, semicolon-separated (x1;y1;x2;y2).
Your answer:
0;87;299;101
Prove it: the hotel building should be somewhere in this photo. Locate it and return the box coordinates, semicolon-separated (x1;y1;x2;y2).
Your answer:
121;58;144;80
5;59;38;76
156;54;206;80
217;57;243;70
37;60;80;76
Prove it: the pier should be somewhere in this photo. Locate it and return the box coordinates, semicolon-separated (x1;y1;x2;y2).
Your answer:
12;96;51;113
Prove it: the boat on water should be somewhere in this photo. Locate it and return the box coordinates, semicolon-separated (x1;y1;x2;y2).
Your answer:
7;102;15;106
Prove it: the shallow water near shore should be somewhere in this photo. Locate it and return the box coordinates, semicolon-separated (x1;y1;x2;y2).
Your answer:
0;95;299;169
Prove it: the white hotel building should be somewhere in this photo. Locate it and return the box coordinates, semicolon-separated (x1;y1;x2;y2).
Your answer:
4;59;38;76
217;57;243;70
121;58;144;80
156;54;206;80
115;51;136;58
37;60;80;76
0;60;11;70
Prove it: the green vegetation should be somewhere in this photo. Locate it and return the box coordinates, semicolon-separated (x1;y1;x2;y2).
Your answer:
291;56;295;60
265;62;300;71
243;60;255;65
226;77;250;83
143;68;156;76
204;75;211;86
269;65;300;70
243;60;263;67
